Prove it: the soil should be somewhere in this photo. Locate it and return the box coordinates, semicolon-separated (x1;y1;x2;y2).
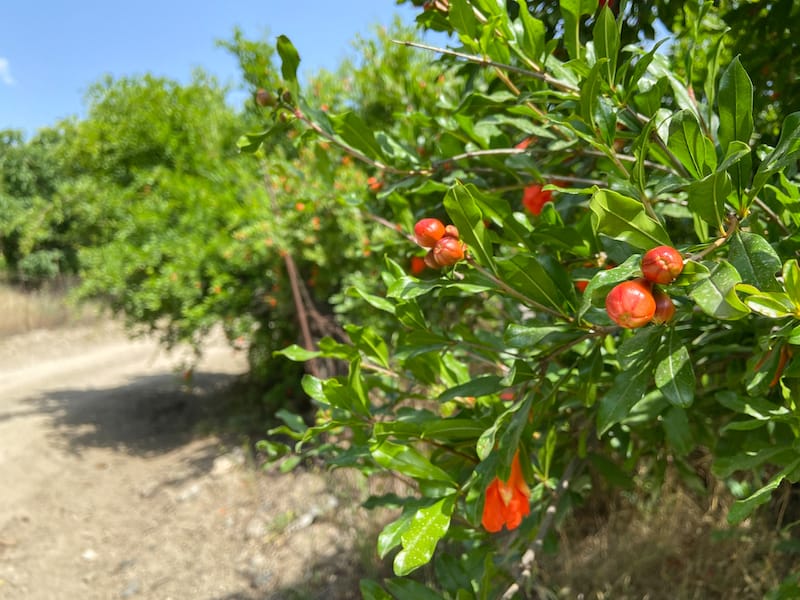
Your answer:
0;322;376;600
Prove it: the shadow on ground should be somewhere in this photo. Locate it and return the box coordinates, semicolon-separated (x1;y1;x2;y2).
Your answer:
28;371;253;458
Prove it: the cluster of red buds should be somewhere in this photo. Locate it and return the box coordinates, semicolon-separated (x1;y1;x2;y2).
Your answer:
413;218;466;269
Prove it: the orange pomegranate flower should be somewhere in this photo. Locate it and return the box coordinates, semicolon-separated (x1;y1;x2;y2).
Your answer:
521;184;553;216
481;451;531;533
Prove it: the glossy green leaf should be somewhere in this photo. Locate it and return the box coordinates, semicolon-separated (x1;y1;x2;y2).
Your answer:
713;446;792;479
662;406;693;454
593;5;619;85
750;111;800;201
344;324;390;368
728;457;800;524
371;439;455;484
276;35;300;86
728;232;782;292
384;578;446;600
378;513;413;559
476;395;532;461
668;109;716;179
360;579;392;600
450;0;478;39
444;183;494;271
579;59;608;131
716;390;792;420
590;189;672;250
329;111;386;161
516;0;545;61
742;291;795;318
560;0;597;60
274;344;321;361
685;170;730;228
438;375;504;403
717;57;753;151
497;255;569;314
597;362;653;435
394;496;455;576
783;259;800;309
689;260;750;320
655;328;695;408
617;327;661;371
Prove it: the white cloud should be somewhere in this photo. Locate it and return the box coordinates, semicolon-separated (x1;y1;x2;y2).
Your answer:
0;58;15;85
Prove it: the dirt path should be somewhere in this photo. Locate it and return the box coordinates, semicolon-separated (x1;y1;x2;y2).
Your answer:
0;323;371;600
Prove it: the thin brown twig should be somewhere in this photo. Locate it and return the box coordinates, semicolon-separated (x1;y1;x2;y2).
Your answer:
685;213;740;262
392;39;579;94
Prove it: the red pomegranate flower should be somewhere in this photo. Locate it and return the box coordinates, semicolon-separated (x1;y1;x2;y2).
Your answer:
481;451;531;533
521;184;553;216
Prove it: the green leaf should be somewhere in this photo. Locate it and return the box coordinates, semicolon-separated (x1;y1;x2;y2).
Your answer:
668;110;716;179
444;183;494;271
662;407;693;455
617;327;661;371
742;291;795;318
713;446;790;479
749;111;800;202
274;344;321;361
593;5;620;85
685;170;730;228
360;579;392;600
476;395;532;461
450;0;478;39
497;255;570;314
329;111;386;161
728;457;800;524
597;362;653;435
394;496;455;576
345;324;390;368
717;57;754;151
347;287;396;314
589;188;672;250
579;59;607;132
516;0;545;61
276;35;301;86
370;439;455;484
560;0;598;60
654;328;695;408
784;259;800;309
384;578;446;600
716;390;792;420
689;260;750;320
438;375;504;403
378;512;413;558
728;232;782;292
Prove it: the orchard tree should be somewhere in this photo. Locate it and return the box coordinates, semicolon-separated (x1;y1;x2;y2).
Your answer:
251;0;800;596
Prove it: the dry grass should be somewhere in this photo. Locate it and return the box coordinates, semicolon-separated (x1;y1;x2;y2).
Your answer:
538;481;800;599
0;280;101;337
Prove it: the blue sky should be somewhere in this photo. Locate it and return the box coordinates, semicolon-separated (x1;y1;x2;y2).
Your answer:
0;1;422;137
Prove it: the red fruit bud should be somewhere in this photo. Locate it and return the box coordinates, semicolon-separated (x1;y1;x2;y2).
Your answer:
605;279;656;329
367;176;383;193
444;224;460;239
410;256;426;275
255;89;275;107
575;280;589;293
432;236;465;267
414;218;446;248
641;246;684;285
651;288;676;324
424;250;440;269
